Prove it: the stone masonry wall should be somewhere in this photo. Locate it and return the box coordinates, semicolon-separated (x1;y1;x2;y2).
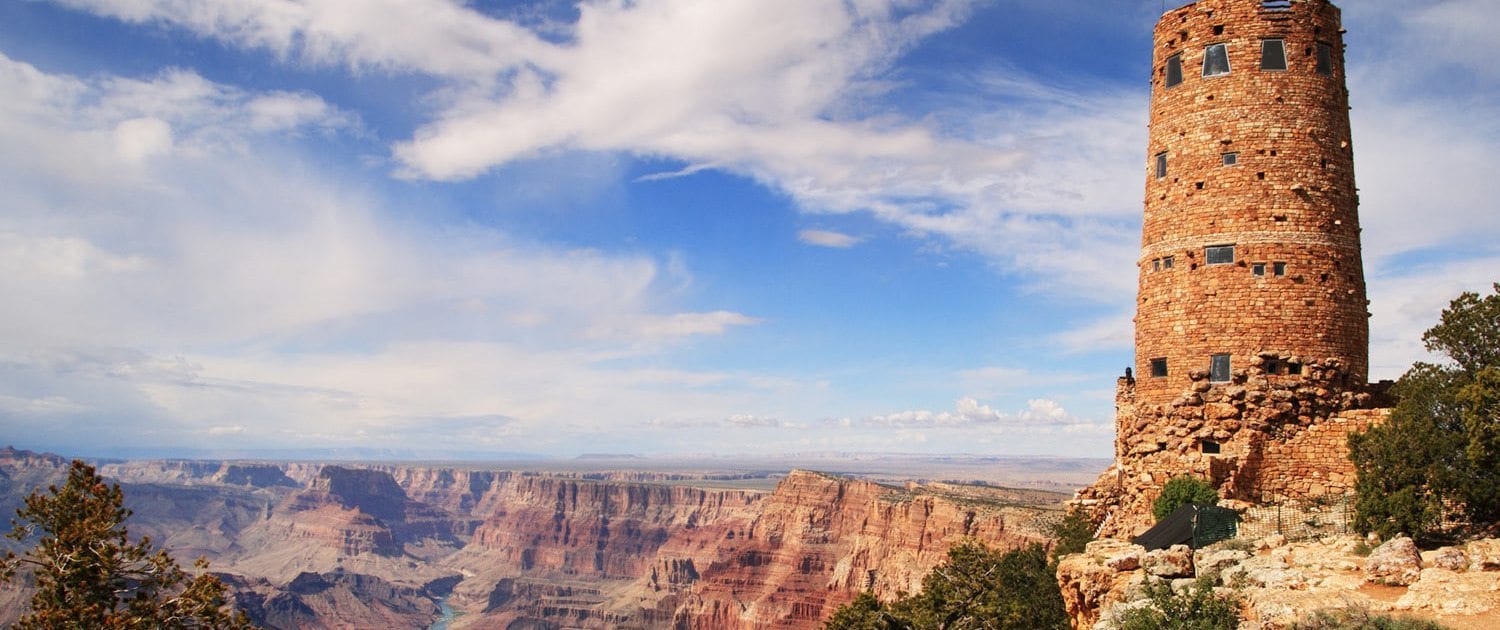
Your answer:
1134;0;1368;408
1076;353;1387;538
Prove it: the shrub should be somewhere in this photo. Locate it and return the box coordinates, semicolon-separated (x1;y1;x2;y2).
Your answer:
1115;576;1240;630
823;541;1068;629
1292;606;1452;629
1153;475;1220;522
1050;510;1095;559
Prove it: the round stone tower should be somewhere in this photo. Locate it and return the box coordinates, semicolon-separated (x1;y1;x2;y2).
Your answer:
1133;0;1368;407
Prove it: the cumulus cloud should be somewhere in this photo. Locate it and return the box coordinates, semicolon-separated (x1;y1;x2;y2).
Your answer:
865;397;1082;429
797;229;863;249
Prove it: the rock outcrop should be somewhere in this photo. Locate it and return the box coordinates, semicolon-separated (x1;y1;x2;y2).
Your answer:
1057;535;1500;629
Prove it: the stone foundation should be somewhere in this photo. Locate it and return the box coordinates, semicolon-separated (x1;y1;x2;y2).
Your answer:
1075;354;1389;538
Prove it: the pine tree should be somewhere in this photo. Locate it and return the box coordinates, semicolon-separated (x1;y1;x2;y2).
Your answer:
1;460;255;629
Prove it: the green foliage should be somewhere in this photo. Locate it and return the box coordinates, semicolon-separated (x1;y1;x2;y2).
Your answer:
1153;476;1220;522
1291;605;1452;629
824;592;901;630
1115;577;1241;630
1350;284;1500;540
823;542;1068;630
1050;510;1095;559
1;460;255;629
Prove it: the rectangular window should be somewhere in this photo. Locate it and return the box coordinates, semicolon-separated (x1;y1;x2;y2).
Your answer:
1260;39;1288;71
1252;263;1266;277
1155;152;1168;179
1222;152;1239;166
1210;354;1232;383
1265;358;1282;374
1273;262;1287;277
1150;358;1168;378
1162;256;1174;270
1203;43;1231;77
1165;54;1183;87
1316;42;1334;75
1206;245;1235;265
1287;362;1303;376
1152;258;1161;272
1201;440;1222;454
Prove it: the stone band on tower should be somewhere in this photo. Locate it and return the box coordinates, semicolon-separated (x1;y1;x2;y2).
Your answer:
1134;0;1367;407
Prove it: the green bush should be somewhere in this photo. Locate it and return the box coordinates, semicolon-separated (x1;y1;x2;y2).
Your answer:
1115;577;1240;630
1050;510;1095;559
1153;475;1220;522
1350;284;1500;541
1291;606;1452;629
823;541;1068;630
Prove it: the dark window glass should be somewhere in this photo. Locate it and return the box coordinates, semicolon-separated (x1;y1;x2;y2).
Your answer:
1261;39;1288;71
1155;152;1168;179
1151;358;1169;378
1210;354;1232;383
1252;263;1266;276
1203;43;1230;77
1153;258;1161;272
1316;42;1334;75
1222;152;1238;166
1165;54;1183;87
1206;245;1235;265
1162;256;1174;270
1273;262;1287;277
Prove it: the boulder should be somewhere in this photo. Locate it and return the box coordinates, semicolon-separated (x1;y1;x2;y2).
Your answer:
1427;547;1469;572
1194;548;1250;578
1468;539;1500;572
1365;537;1423;586
1144;544;1194;578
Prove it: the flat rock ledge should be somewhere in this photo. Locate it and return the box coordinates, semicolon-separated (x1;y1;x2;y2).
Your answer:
1057;536;1500;629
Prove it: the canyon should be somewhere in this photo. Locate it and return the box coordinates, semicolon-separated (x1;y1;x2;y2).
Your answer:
0;447;1075;628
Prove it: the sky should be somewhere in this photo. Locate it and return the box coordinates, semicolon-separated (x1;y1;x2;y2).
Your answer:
0;0;1496;460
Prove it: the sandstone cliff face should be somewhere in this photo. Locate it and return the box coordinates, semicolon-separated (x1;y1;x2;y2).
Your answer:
668;470;1055;629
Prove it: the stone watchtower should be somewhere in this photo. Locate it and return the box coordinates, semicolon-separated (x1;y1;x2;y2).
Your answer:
1135;0;1367;407
1078;0;1388;537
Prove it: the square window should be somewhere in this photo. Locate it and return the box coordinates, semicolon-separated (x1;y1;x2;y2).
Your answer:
1165;54;1183;87
1260;39;1288;71
1265;358;1282;374
1206;245;1235;265
1316;42;1334;75
1252;263;1266;277
1162;256;1174;270
1155;152;1168;179
1222;152;1239;166
1203;43;1231;77
1273;262;1287;277
1201;440;1222;455
1210;354;1232;383
1150;358;1169;378
1287;362;1303;375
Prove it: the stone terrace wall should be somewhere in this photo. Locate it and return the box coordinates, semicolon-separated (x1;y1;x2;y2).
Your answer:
1076;353;1387;538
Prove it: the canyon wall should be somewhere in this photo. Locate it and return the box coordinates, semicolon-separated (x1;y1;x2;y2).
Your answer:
0;449;1066;629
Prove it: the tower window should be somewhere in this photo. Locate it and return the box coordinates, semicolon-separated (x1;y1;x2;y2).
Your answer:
1152;258;1161;272
1273;262;1287;277
1252;263;1266;277
1203;43;1231;77
1201;440;1222;455
1205;245;1235;265
1150;358;1168;378
1222;152;1239;166
1265;357;1282;374
1260;39;1288;71
1165;54;1183;87
1316;42;1334;76
1162;256;1174;269
1287;362;1303;375
1210;354;1232;383
1155;152;1168;179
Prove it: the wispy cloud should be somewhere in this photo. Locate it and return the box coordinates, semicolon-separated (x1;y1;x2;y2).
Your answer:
797;229;863;249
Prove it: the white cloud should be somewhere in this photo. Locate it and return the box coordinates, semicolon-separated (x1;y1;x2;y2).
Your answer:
798;229;863;249
865;396;1082;429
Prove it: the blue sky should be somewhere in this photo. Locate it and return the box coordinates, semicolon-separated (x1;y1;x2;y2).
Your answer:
0;0;1496;459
